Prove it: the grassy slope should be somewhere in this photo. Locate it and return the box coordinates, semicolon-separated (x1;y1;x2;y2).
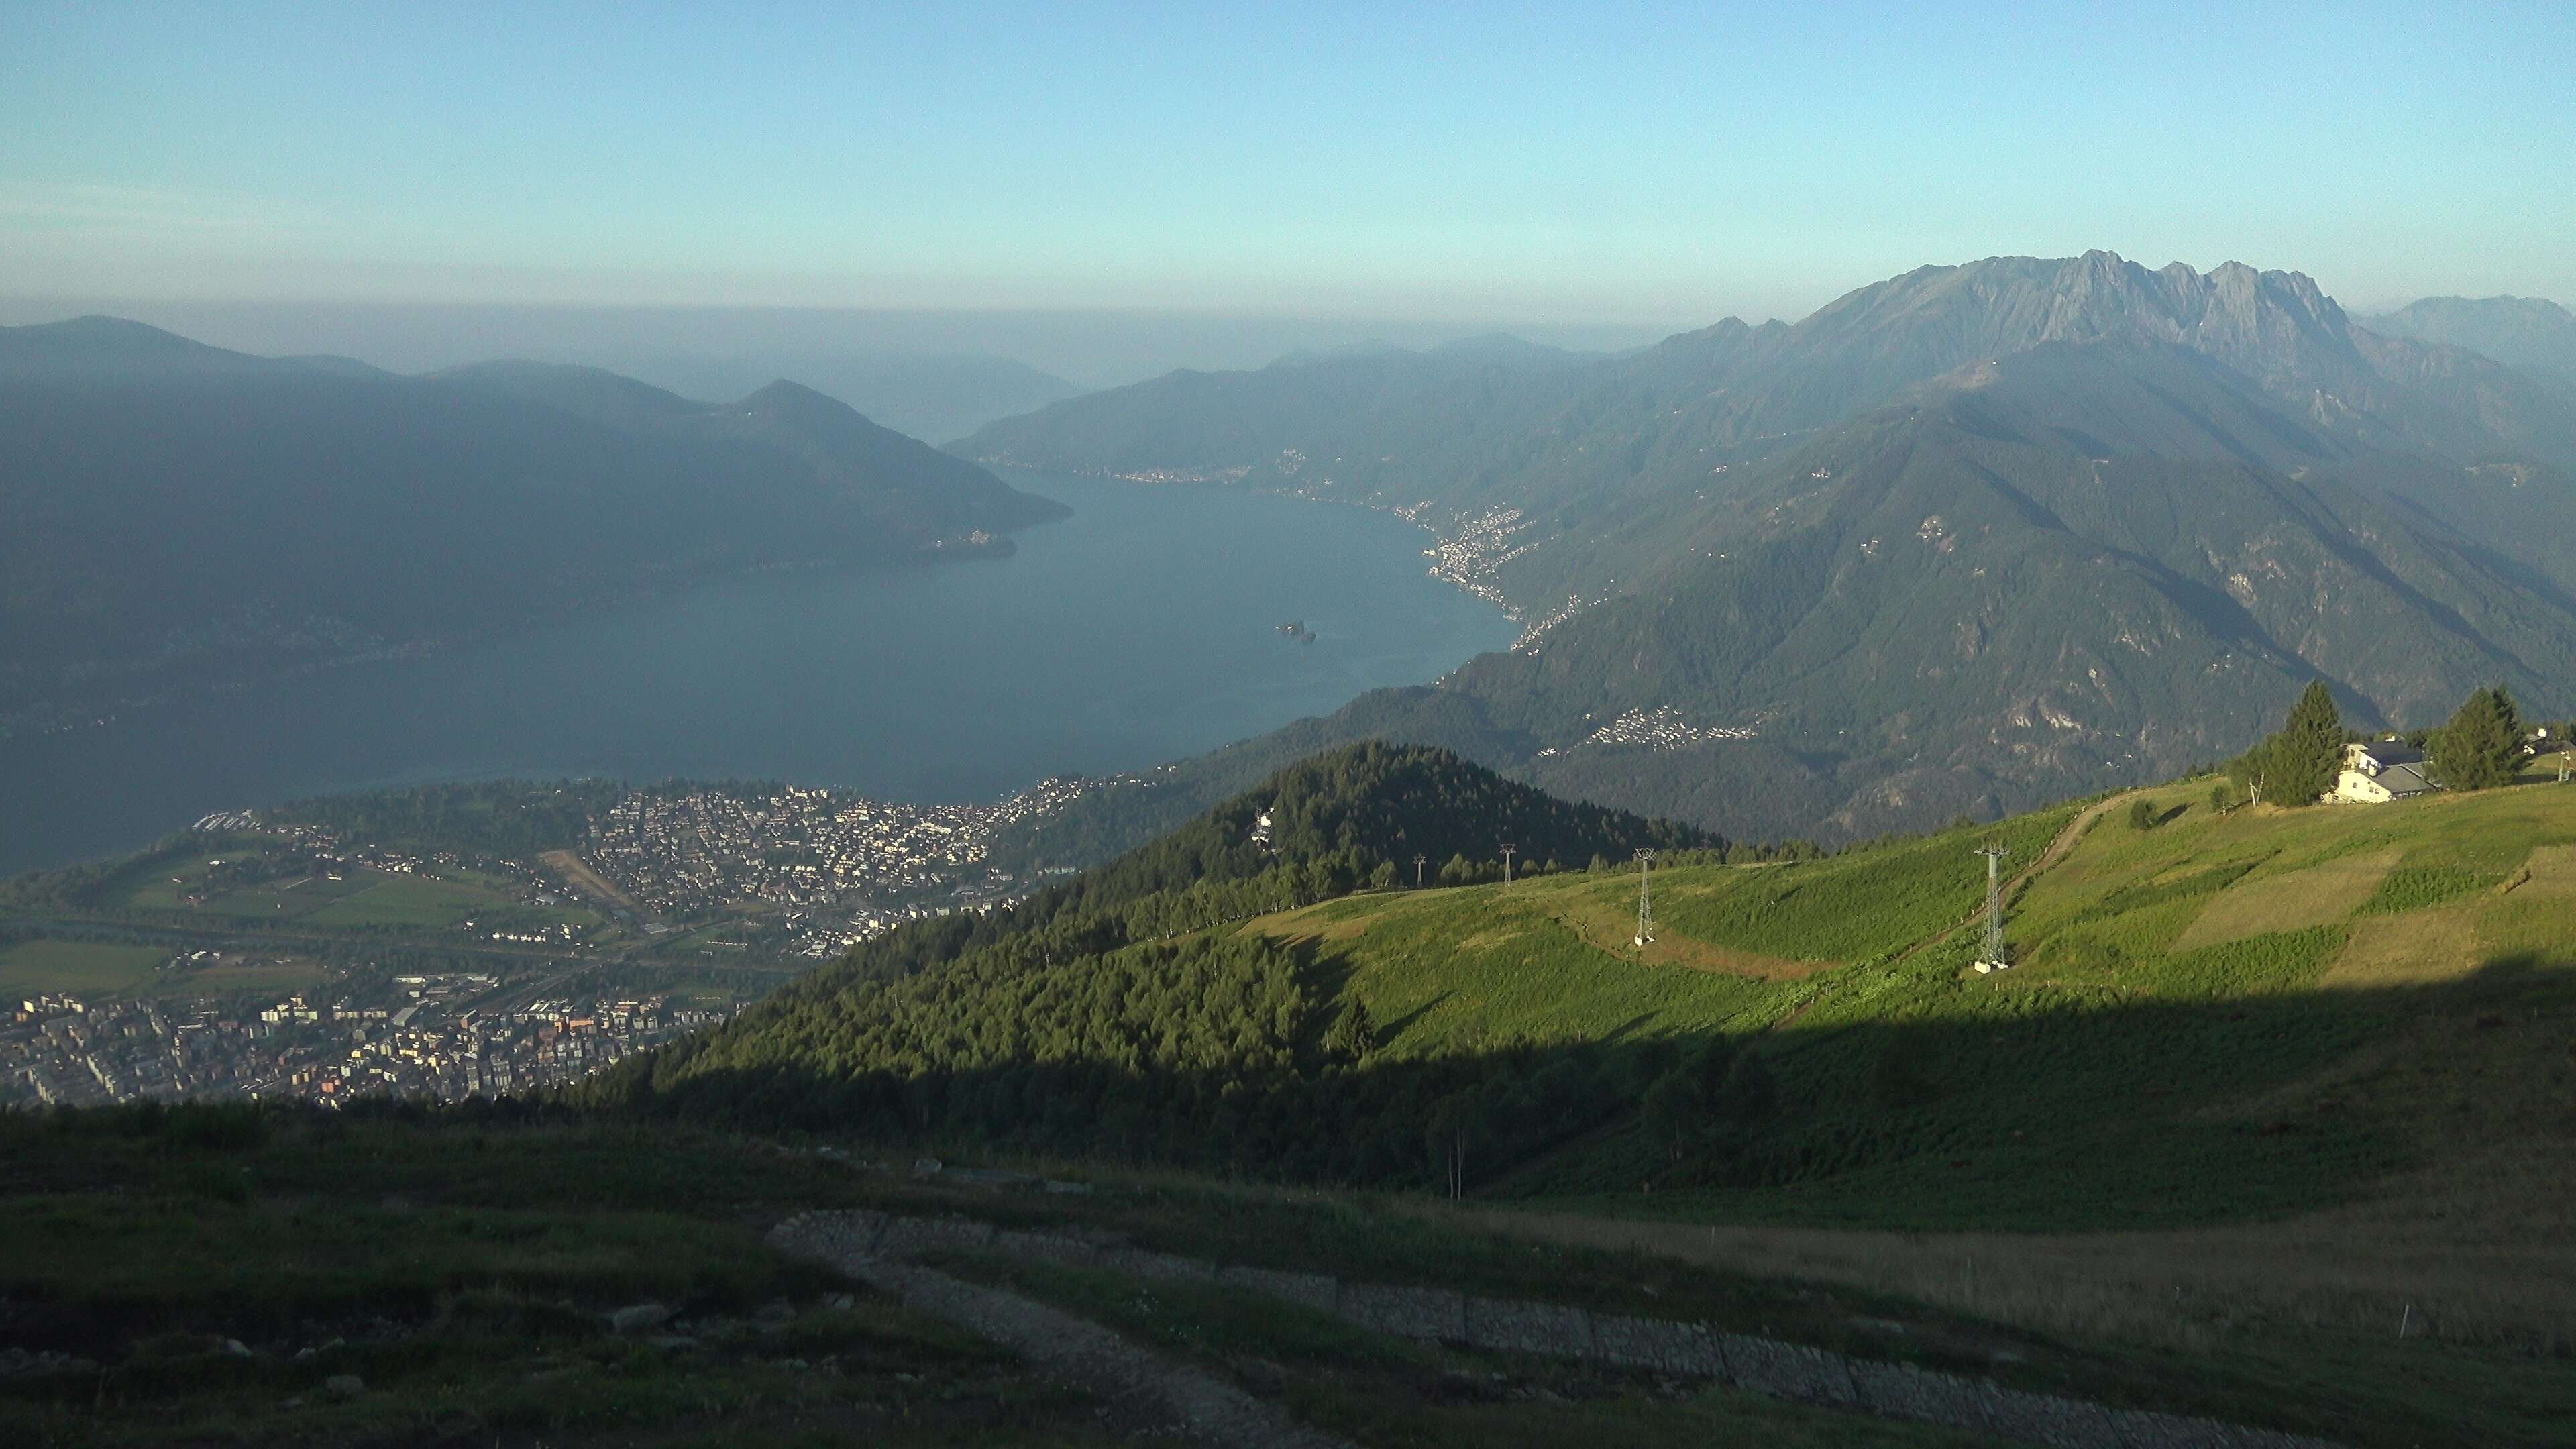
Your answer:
1244;780;2576;1229
1218;780;2576;1443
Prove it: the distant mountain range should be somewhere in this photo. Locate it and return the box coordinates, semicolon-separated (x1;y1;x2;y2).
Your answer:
2360;294;2576;383
960;252;2576;847
0;318;1067;720
604;350;1085;447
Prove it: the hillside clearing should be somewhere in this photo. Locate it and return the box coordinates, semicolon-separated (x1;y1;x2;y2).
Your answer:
2170;847;2400;949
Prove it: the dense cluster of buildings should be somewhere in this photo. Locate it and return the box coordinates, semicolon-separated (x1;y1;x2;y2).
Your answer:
1574;706;1760;753
4;773;1137;1107
1;977;733;1108
1404;504;1536;610
580;780;1098;954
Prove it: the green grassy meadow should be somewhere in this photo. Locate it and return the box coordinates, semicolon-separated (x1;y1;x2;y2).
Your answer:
298;873;501;929
0;939;173;1000
1243;780;2576;1231
0;936;340;1003
93;835;604;936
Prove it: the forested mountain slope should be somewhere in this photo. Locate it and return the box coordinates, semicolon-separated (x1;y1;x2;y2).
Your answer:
961;254;2576;846
1440;342;2576;833
592;742;2576;1261
0;319;1065;716
586;743;1716;1110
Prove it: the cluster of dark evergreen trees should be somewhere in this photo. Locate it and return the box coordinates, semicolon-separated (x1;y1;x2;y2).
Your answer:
2227;682;2347;804
592;919;1710;1189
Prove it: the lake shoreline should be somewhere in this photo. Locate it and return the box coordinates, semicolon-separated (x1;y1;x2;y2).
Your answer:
0;475;1515;877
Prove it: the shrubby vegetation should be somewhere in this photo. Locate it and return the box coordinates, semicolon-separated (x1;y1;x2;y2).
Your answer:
615;920;1689;1189
0;834;200;912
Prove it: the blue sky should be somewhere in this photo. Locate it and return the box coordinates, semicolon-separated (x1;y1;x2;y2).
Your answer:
5;2;2571;327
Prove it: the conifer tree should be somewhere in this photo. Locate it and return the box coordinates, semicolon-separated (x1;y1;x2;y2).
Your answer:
2269;681;2344;805
1324;999;1377;1060
2430;686;2524;791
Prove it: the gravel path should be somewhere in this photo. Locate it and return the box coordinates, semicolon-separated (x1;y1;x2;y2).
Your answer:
780;1210;2346;1449
828;1249;1355;1449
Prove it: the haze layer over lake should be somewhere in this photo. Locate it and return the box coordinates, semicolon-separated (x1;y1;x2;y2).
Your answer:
0;475;1515;877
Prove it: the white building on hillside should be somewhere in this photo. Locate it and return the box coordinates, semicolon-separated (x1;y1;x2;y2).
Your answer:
2332;741;2440;804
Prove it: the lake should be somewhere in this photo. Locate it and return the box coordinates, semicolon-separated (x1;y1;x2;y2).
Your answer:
0;474;1516;877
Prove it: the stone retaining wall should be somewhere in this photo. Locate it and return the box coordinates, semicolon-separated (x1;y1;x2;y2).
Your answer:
767;1211;2344;1449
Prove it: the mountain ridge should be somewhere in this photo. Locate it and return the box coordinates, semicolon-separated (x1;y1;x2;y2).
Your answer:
956;253;2576;847
2361;294;2576;380
0;319;1068;720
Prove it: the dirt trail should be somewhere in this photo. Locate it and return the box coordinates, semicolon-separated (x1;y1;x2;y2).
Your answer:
822;1248;1352;1449
1901;792;2129;959
780;1210;2348;1449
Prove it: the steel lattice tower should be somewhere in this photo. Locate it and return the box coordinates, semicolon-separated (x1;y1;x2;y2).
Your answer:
1974;845;2010;972
1633;849;1656;947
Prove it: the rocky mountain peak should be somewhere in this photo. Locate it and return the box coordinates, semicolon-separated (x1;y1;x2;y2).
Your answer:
1782;252;2369;407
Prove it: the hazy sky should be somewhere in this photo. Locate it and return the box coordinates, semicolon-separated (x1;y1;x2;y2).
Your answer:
5;2;2573;331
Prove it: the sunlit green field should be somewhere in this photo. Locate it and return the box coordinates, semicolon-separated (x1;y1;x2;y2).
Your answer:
1244;778;2576;1232
0;938;335;1004
0;938;172;999
97;836;602;936
301;873;506;928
